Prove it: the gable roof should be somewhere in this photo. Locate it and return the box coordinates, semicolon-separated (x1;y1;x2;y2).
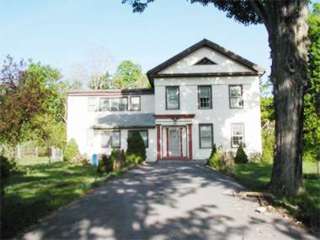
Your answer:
147;39;265;86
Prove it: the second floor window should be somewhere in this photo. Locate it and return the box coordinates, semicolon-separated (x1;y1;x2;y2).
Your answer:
99;97;128;112
229;85;243;109
166;86;180;110
198;85;212;109
130;96;141;111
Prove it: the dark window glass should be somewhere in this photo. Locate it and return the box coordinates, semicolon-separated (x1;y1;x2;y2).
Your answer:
199;124;213;149
198;86;212;109
166;86;179;110
231;123;244;148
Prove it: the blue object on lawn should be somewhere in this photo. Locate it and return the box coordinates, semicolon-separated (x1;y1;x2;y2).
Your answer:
91;154;98;166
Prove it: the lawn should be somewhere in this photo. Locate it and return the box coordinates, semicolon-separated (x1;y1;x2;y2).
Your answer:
233;161;320;230
1;160;115;238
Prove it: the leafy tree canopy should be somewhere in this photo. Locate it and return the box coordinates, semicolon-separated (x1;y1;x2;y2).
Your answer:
304;3;320;159
88;71;112;90
113;60;150;89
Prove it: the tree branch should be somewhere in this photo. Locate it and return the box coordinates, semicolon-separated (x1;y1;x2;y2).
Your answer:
248;0;270;30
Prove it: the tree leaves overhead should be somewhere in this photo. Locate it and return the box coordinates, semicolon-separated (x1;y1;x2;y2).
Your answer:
122;0;263;25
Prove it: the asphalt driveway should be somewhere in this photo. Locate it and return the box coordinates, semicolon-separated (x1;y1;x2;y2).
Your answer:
21;161;317;240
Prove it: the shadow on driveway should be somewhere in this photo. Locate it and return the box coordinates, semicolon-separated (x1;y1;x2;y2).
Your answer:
22;161;318;240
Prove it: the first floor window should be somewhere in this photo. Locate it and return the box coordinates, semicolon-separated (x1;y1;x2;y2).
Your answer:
199;124;213;149
198;85;212;109
231;123;245;148
128;130;148;148
229;85;243;109
98;130;120;148
166;86;180;110
130;96;141;111
111;131;121;148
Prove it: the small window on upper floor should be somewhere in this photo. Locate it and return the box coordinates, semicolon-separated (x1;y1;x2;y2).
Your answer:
166;86;180;110
229;85;244;109
99;97;128;112
198;85;212;109
130;96;141;111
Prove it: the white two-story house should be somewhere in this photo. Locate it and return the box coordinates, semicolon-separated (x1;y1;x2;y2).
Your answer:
67;39;264;162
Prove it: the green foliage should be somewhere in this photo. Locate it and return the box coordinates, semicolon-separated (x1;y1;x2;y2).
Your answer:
304;3;320;163
2;161;110;238
123;0;263;25
234;144;248;164
113;60;150;89
261;128;275;163
88;72;112;90
0;60;65;147
63;139;79;162
207;145;223;170
233;161;320;229
126;131;146;165
260;97;274;126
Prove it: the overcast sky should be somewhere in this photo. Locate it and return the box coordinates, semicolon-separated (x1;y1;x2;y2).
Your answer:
0;0;271;84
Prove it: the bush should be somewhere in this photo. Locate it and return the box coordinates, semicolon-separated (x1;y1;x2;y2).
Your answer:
111;149;125;171
234;144;249;164
207;151;223;170
261;128;275;163
97;154;110;173
126;131;146;165
0;155;16;181
63;139;79;162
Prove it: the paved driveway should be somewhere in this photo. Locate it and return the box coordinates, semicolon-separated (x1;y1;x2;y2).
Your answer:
22;161;317;240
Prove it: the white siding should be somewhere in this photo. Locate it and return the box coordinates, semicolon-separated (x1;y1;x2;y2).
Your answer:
67;94;157;161
160;47;254;74
154;76;262;159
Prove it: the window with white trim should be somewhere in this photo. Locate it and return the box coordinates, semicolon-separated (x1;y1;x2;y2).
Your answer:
231;123;245;148
99;97;128;112
199;124;213;149
229;85;243;109
97;130;121;148
130;96;141;111
166;86;180;110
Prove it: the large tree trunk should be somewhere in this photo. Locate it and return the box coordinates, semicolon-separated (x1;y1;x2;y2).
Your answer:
267;1;309;196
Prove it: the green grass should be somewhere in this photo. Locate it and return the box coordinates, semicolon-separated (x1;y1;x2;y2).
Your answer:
1;160;114;238
233;161;320;230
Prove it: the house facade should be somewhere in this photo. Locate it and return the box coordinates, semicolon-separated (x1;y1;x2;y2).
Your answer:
67;39;264;162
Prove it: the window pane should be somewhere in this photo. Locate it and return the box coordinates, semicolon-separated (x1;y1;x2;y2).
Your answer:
119;98;128;111
112;131;120;148
200;125;213;148
231;123;244;147
230;86;242;97
100;98;110;111
130;97;140;111
230;98;243;108
100;131;111;148
199;86;211;109
166;87;179;109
